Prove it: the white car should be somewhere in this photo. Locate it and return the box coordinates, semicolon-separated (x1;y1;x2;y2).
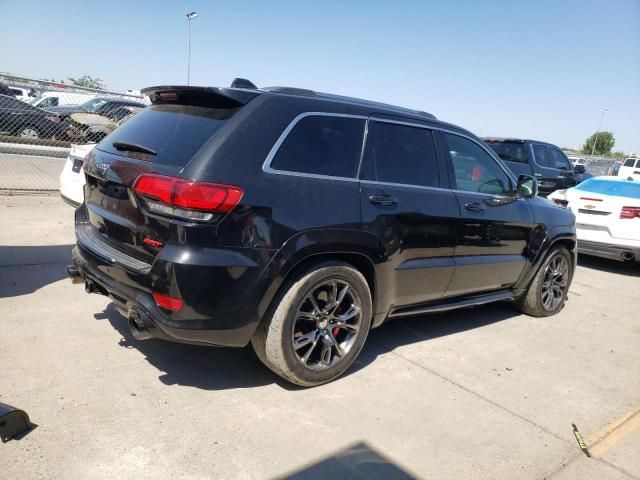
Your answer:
8;86;36;102
31;91;95;109
618;156;640;180
549;177;640;262
59;143;94;206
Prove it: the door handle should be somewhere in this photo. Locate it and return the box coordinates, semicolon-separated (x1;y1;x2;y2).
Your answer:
368;194;398;206
464;202;486;212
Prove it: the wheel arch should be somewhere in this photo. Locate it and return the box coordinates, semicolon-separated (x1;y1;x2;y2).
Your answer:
255;229;385;330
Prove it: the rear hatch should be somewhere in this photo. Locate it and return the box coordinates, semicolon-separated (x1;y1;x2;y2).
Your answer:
79;86;259;269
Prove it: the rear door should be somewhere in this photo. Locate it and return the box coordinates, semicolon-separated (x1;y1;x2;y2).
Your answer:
530;144;559;194
442;132;534;296
359;119;458;307
548;146;578;189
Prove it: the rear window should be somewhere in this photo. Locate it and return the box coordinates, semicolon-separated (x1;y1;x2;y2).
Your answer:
576;178;640;199
97;104;237;166
270;115;365;178
485;141;529;164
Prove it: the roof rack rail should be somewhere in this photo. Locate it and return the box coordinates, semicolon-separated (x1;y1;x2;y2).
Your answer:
263;86;317;97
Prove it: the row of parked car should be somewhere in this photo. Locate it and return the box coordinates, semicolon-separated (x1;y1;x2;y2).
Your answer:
0;82;146;143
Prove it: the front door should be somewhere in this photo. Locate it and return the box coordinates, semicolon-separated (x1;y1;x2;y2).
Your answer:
441;132;534;297
359;119;459;309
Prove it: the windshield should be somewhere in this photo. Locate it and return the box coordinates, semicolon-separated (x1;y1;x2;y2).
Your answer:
575;178;640;199
81;98;108;113
485;141;529;164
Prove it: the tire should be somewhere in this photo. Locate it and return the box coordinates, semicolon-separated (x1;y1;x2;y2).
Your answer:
18;126;41;139
251;261;372;387
515;245;572;317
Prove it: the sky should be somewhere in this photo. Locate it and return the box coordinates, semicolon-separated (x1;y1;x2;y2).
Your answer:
2;0;639;153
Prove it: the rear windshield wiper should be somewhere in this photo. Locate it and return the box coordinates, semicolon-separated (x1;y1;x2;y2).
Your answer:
112;141;157;156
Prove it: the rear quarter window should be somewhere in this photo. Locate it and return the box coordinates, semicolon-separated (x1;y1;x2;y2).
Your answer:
96;104;237;166
269;115;365;178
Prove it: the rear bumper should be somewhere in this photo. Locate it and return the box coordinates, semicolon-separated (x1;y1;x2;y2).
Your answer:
71;239;274;347
577;240;640;262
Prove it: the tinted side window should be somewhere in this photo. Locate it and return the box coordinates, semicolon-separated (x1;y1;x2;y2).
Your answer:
533;145;550;167
550;148;572;170
271;115;365;178
361;121;439;187
623;159;634;167
445;133;512;195
635;159;640;168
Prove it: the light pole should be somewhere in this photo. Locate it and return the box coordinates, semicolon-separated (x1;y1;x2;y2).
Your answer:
591;108;608;157
186;11;198;85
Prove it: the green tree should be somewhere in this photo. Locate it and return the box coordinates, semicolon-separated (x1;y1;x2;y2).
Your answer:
582;131;615;155
68;75;105;90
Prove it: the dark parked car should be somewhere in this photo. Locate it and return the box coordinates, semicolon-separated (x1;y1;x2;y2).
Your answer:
483;138;579;196
68;81;577;386
0;94;64;139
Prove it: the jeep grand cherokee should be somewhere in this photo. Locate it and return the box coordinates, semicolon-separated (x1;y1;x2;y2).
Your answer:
68;79;577;386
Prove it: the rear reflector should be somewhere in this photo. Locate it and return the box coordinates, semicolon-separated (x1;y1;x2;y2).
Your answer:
143;237;163;247
620;206;640;219
153;292;184;311
134;174;243;221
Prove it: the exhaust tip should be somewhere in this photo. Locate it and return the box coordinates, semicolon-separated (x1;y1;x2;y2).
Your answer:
128;310;153;341
621;251;635;262
67;264;83;284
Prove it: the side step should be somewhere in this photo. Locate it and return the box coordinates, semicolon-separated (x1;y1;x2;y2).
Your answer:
388;290;515;318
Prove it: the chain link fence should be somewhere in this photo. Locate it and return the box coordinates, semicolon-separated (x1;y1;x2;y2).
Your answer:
0;74;147;157
0;74;148;191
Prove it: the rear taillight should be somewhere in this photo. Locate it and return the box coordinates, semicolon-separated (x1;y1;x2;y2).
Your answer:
152;292;184;311
133;174;243;221
620;206;640;219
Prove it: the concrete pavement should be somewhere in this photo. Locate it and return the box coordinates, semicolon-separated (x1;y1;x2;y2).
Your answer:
0;195;638;479
0;153;66;191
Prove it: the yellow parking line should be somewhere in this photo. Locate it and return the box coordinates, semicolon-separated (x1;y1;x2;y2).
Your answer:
584;405;640;458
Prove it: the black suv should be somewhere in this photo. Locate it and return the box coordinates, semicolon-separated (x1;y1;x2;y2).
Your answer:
482;138;579;196
69;80;577;386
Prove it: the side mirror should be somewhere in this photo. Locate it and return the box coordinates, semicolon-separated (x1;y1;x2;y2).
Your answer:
574;164;586;174
517;175;538;198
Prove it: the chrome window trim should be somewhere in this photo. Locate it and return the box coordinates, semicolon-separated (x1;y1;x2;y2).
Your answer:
262;111;520;201
262;111;367;182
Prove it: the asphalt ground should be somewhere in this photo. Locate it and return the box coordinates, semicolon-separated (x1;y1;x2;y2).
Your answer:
0;195;638;479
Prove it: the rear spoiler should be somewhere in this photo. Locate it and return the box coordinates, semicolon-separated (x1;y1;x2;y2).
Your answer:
141;85;261;108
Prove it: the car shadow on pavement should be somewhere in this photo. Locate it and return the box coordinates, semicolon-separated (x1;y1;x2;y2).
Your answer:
577;254;639;277
102;303;285;390
101;300;518;391
357;302;518;370
0;244;73;298
279;441;416;479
